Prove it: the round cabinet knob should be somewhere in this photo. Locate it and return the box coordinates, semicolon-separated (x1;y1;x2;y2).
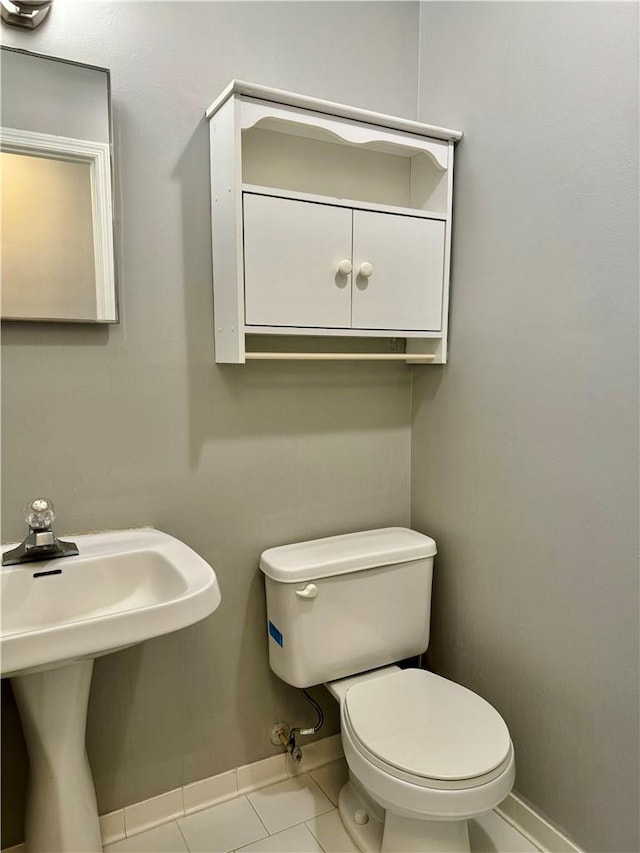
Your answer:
358;262;374;278
338;259;352;275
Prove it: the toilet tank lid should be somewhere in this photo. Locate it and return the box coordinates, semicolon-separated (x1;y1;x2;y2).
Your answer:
259;527;436;583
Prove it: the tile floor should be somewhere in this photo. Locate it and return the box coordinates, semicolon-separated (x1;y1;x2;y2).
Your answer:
104;760;539;853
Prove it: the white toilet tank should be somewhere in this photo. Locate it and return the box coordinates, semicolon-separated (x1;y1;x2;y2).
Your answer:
259;528;437;688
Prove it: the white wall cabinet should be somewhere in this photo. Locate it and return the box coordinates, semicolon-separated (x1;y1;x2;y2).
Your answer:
206;82;462;364
244;194;445;334
351;209;445;333
243;194;352;329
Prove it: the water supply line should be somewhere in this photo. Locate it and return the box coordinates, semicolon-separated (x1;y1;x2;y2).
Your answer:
270;689;324;764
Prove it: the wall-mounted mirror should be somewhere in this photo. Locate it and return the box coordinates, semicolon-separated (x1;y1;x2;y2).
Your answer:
0;46;117;323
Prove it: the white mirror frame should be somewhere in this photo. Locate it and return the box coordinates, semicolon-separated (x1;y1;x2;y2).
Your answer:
0;125;116;321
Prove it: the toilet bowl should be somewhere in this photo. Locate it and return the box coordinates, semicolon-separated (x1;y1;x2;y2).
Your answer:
327;666;515;852
259;528;516;853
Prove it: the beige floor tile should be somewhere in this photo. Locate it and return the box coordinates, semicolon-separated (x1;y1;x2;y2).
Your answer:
103;821;187;853
306;809;358;853
310;759;349;806
247;775;333;835
178;797;267;852
236;823;323;853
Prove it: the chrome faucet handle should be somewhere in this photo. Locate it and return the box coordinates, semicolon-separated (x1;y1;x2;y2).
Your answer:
2;497;78;566
25;498;56;530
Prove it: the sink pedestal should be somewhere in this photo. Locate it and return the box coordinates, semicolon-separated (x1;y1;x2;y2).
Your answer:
12;659;102;853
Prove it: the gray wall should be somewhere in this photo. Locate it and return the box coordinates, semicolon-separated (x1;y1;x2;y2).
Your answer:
3;4;638;851
0;3;417;846
412;3;639;852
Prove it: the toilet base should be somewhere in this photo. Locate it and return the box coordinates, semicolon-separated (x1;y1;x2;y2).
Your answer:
381;812;470;853
338;780;471;853
339;778;384;851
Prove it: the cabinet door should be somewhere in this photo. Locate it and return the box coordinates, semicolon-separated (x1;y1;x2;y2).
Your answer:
243;194;352;328
351;210;444;331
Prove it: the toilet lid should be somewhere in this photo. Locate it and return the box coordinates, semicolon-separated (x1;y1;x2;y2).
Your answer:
344;669;511;782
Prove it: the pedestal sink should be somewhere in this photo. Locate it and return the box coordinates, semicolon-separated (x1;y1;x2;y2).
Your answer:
1;527;222;853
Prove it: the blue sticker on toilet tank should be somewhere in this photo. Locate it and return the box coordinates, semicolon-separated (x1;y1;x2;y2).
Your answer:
268;620;283;647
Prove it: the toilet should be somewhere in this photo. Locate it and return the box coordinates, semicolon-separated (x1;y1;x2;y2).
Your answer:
259;528;515;853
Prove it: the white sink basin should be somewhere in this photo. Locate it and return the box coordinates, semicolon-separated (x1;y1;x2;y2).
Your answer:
1;527;221;853
1;527;221;677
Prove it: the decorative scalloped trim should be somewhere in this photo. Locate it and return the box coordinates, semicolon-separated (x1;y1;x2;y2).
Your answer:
247;116;448;171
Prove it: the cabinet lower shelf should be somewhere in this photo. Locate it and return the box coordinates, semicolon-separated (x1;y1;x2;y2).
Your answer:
244;352;436;362
245;325;443;338
242;328;446;365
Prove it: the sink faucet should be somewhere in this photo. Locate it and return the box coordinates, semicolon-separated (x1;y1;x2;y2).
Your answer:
2;498;79;566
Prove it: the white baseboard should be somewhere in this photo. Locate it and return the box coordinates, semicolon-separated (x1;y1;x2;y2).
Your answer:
497;792;583;853
100;733;343;844
1;736;583;853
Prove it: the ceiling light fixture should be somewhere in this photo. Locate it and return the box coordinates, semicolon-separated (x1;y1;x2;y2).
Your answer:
1;0;53;30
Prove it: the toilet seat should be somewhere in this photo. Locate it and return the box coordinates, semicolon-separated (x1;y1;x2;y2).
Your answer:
340;669;516;821
343;669;512;790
